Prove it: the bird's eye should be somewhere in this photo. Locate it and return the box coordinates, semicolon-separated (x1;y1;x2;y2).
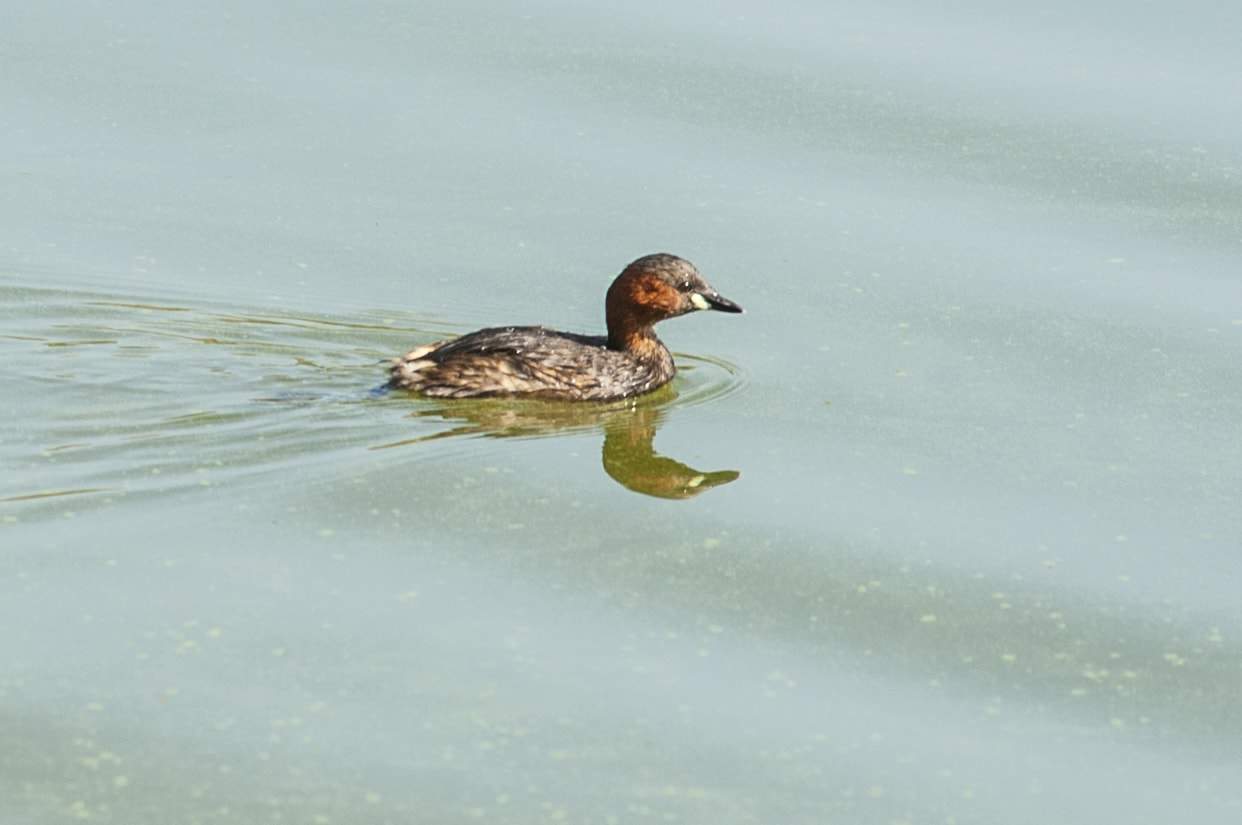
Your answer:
680;281;692;290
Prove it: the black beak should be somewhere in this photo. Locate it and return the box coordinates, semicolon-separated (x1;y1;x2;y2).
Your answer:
705;291;744;313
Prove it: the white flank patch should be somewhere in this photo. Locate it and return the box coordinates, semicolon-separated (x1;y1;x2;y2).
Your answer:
404;344;437;360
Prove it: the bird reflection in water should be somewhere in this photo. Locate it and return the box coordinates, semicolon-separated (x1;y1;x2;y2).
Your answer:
598;408;738;499
373;386;738;500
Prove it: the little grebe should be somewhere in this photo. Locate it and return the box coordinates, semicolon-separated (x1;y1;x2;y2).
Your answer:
389;253;743;400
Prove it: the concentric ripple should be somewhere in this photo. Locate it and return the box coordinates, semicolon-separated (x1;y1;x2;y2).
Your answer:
668;351;749;411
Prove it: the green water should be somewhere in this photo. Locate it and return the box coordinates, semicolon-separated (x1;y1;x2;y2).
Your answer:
5;1;1242;823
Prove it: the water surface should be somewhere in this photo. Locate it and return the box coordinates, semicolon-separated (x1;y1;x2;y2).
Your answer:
3;1;1241;823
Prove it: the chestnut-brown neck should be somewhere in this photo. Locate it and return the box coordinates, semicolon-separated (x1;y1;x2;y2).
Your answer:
605;268;678;356
606;316;664;357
